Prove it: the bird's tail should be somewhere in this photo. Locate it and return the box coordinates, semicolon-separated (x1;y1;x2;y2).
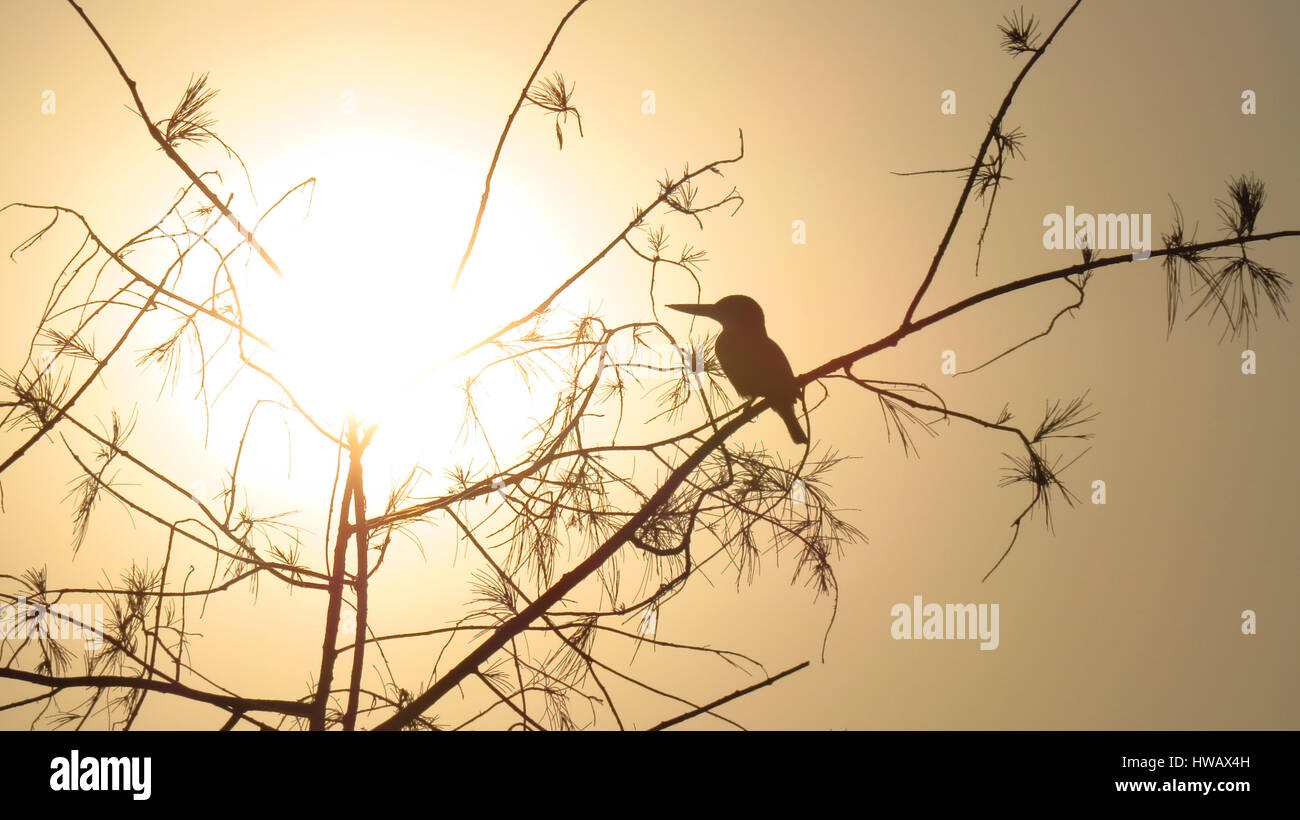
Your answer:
776;402;808;445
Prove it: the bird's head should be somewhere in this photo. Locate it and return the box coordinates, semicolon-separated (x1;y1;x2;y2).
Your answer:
666;294;765;331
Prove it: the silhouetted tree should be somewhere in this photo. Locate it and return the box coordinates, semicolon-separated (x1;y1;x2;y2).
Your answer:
0;0;1294;730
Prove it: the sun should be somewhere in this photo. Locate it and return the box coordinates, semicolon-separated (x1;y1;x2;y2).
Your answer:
230;130;570;483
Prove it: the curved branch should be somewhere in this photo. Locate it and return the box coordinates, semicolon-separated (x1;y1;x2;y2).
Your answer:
65;0;284;277
902;0;1082;323
452;0;591;288
0;667;311;717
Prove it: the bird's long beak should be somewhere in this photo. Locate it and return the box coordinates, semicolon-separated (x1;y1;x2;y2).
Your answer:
666;302;720;319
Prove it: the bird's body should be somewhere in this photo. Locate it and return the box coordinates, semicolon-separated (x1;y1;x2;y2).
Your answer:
667;295;808;445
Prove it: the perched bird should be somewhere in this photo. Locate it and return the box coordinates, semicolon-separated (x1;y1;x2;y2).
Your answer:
667;295;808;444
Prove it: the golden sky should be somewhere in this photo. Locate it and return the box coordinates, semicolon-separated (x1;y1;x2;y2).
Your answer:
1;0;1297;729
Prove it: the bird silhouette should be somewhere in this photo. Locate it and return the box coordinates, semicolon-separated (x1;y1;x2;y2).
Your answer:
667;295;808;444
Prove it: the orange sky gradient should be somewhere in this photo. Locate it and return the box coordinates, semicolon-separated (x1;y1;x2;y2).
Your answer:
1;0;1298;729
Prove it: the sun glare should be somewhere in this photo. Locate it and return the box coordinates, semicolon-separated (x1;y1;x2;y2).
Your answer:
231;131;570;483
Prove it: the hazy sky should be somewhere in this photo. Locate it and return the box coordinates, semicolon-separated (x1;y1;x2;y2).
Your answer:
1;0;1297;729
